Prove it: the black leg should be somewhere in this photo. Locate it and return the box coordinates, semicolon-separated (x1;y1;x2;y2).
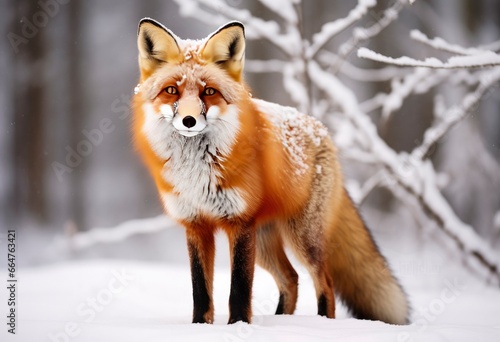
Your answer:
187;231;215;324
228;230;256;324
317;293;328;316
275;292;285;315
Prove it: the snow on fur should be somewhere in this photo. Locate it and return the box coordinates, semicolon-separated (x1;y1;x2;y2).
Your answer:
253;99;328;176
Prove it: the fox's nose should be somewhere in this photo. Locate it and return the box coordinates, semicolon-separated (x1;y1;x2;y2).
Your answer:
182;116;196;128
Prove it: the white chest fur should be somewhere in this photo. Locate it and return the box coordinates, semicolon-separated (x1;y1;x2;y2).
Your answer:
160;138;247;221
141;103;247;221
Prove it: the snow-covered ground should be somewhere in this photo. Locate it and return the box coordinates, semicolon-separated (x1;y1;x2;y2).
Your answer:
2;261;500;341
2;219;500;342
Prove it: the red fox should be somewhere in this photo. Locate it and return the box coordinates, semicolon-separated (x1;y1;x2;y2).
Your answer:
132;18;409;325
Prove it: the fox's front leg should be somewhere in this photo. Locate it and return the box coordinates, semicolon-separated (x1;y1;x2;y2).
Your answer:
227;226;256;324
186;225;215;324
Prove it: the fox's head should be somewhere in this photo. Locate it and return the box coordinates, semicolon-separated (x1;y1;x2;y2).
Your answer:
134;18;247;139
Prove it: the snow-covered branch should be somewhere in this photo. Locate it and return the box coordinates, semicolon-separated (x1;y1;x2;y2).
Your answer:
412;68;500;160
380;68;432;122
307;0;376;59
410;30;487;55
379;67;459;123
257;0;299;25
353;171;385;205
173;0;301;56
318;51;410;82
333;0;406;71
359;93;388;113
55;215;174;251
245;59;287;73
358;47;500;69
360;68;482;116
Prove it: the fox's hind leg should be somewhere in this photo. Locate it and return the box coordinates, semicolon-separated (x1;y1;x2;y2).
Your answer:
281;145;339;318
284;216;336;318
256;223;299;315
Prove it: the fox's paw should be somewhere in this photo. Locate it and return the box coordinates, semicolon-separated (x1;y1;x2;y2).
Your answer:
192;310;214;324
228;314;250;324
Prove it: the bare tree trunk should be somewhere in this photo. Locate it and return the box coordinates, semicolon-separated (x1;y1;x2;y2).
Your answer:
67;0;85;229
0;3;14;230
11;0;48;224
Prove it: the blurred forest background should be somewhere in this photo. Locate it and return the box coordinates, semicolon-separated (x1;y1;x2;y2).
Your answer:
1;0;499;270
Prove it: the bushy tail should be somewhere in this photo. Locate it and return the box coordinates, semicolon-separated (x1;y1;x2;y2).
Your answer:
326;189;410;325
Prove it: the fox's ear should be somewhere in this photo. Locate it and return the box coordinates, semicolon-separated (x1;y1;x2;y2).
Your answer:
201;22;245;81
137;18;183;79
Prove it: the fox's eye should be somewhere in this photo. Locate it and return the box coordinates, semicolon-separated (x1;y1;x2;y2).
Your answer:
203;87;216;96
165;86;178;95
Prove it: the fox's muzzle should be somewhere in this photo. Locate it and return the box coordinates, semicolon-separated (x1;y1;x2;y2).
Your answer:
172;98;208;137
